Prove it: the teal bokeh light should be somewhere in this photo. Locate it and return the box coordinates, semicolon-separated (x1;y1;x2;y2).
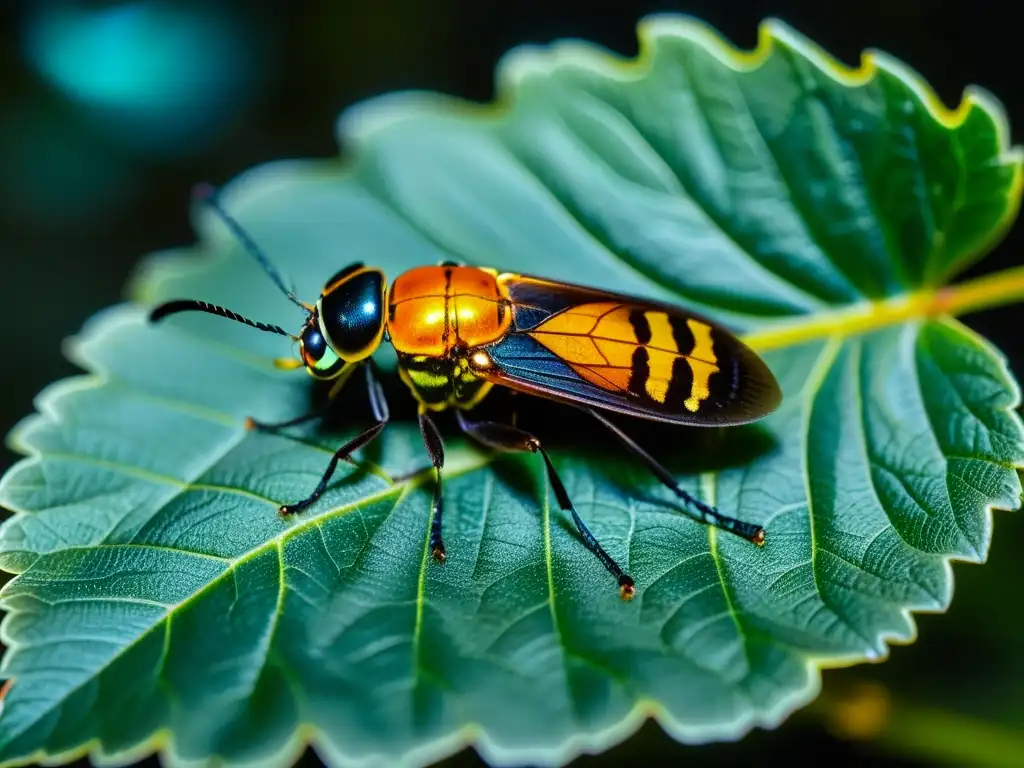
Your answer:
23;1;259;153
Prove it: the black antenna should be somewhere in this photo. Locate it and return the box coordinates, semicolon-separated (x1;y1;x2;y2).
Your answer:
150;300;294;338
193;183;307;311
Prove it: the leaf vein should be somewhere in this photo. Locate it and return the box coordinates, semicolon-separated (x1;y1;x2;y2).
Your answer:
805;337;879;650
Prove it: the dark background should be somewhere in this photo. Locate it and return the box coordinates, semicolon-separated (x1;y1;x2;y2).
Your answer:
1;1;1021;766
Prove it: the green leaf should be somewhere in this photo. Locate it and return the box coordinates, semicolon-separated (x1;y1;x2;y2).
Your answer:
1;14;1022;768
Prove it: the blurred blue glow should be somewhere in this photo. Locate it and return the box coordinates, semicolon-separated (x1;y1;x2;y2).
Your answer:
23;1;260;154
0;105;139;225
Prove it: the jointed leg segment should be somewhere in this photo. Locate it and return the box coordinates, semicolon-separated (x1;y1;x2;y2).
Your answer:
245;363;358;431
417;409;447;562
269;363;390;516
585;408;765;546
245;355;762;601
455;410;636;600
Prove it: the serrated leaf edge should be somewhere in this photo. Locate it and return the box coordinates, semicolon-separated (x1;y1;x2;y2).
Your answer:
3;13;1024;768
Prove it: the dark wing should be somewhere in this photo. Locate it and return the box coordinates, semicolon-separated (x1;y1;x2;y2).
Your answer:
473;274;782;426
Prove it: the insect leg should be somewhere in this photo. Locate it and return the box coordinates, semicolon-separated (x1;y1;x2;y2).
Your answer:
456;410;635;600
417;409;447;562
388;463;434;484
279;363;390;516
585;408;765;546
247;364;358;431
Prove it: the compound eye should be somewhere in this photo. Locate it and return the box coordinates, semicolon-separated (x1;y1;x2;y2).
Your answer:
301;326;325;364
300;325;340;376
318;269;386;362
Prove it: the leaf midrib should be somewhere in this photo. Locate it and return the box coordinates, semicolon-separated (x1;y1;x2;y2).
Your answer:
746;290;933;352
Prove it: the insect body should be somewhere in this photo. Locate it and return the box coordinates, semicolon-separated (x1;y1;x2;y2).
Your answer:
151;186;783;600
388;264;511;411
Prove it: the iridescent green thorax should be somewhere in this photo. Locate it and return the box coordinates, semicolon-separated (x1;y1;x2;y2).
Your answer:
397;353;493;411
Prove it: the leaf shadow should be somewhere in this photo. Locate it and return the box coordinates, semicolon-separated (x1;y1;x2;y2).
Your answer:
284;370;780;509
449;389;780;522
284;366;423;469
510;391;781;478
